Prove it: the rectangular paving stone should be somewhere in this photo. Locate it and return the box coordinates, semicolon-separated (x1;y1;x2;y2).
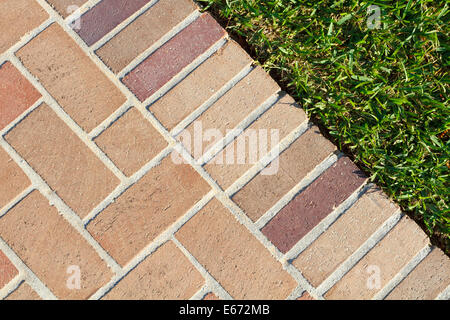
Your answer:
87;153;211;266
0;250;18;289
122;13;226;102
16;24;126;132
5;283;41;300
262;157;367;254
293;187;398;287
150;40;253;131
46;0;87;18
0;0;48;54
0;62;41;130
96;0;198;73
5;103;120;218
205;94;307;189
104;241;204;299
176;198;297;299
178;66;280;160
386;248;450;300
0;148;30;210
324;217;429;300
232;127;336;222
0;191;113;299
94;107;168;177
74;0;152;46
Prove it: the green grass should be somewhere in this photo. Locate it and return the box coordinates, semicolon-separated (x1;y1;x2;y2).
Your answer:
198;0;449;250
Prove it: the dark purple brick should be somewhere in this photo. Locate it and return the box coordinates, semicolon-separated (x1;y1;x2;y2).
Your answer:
262;157;367;254
73;0;151;46
122;13;226;102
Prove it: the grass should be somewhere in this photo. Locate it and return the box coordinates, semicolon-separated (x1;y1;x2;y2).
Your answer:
198;0;449;251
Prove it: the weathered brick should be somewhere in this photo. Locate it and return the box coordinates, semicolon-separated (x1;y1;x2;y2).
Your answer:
87;153;210;266
104;241;203;299
178;67;280;160
205;94;307;189
5;104;119;218
45;0;87;18
123;14;226;102
232;127;335;222
94;108;167;176
0;0;48;54
96;0;197;73
0;148;30;210
74;0;152;46
16;24;126;132
176;199;297;299
0;191;113;299
150;40;253;131
203;292;220;300
324;217;429;300
0;62;41;130
0;250;18;289
293;187;398;287
262;157;367;254
386;248;450;300
5;283;41;300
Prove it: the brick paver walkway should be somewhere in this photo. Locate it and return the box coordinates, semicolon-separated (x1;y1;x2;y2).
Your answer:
0;0;449;300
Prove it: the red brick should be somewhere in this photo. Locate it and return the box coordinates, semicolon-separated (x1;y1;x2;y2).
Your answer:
262;157;367;254
324;217;429;300
74;0;152;46
94;108;167;176
104;241;204;299
150;40;253;131
96;0;198;73
5;283;41;300
386;248;450;300
0;0;48;54
0;250;18;289
0;148;30;210
45;0;88;18
16;24;126;132
123;14;226;102
0;191;113;299
179;67;280;160
232;127;336;222
176;199;297;299
5;104;120;218
87;153;210;266
0;62;41;130
205;94;307;189
293;187;398;286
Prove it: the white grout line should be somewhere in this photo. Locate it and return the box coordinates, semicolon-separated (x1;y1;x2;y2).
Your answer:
316;211;404;296
286;285;307;300
373;245;432;300
0;275;23;300
88;100;134;139
190;285;210;300
0;186;34;220
436;284;450;300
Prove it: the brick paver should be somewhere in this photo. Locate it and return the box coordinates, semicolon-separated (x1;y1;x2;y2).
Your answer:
0;0;447;300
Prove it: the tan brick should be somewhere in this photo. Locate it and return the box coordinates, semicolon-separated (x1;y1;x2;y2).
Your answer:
96;0;198;73
0;0;48;54
5;283;41;300
386;248;450;300
0;250;18;289
16;24;126;132
104;241;204;300
0;148;30;210
232;127;335;221
0;191;113;299
178;66;280;159
150;40;253;131
205;94;306;189
324;217;429;300
87;153;210;266
45;0;88;18
94;108;167;176
176;199;297;299
5;104;119;218
293;187;398;287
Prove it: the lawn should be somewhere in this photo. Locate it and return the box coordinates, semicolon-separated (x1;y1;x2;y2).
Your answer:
198;0;449;251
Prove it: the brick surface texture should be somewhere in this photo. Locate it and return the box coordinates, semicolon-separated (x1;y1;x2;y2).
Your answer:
0;0;448;300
